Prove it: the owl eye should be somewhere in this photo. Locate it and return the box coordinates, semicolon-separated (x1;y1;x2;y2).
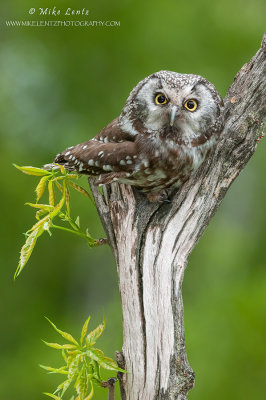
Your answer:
184;99;198;112
155;93;168;105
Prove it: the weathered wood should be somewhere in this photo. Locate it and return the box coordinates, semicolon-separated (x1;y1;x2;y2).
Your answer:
90;34;265;399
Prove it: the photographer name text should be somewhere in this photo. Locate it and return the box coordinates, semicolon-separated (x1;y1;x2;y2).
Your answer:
30;7;90;16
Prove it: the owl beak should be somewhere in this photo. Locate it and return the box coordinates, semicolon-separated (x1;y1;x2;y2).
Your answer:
169;106;179;127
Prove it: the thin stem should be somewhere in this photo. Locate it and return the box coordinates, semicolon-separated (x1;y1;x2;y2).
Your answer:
51;224;87;239
108;384;115;400
102;379;116;400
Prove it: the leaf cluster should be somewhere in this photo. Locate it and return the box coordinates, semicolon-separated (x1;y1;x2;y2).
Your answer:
41;315;126;400
14;164;99;278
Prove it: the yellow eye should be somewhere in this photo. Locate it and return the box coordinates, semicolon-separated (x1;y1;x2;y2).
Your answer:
155;93;168;105
184;99;198;112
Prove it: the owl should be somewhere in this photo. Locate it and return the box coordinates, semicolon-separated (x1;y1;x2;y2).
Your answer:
53;71;224;202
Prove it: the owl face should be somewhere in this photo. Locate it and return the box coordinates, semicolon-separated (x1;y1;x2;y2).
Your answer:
122;71;223;142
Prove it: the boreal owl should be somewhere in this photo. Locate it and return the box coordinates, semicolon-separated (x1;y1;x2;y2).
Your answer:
53;71;224;202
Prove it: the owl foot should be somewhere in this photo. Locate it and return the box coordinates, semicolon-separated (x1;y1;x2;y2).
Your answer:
146;190;170;203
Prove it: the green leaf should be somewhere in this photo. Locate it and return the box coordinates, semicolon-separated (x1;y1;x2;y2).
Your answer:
48;181;55;206
25;203;54;211
15;224;44;278
54;163;66;175
13;164;50;176
75;364;88;399
36;175;49;202
80;316;91;346
26;212;50;233
68;354;81;380
75;216;80;228
68;181;92;201
43;393;62;400
45;318;79;346
51;176;65;183
49;193;65;219
87;348;125;372
43;220;52;235
86;315;105;346
62;354;81;396
90;360;101;383
84;383;94;400
55;181;64;193
39;365;68;375
97;355;125;372
86;348;104;362
15;193;67;278
65;185;70;215
66;173;79;179
42;341;77;350
62;349;68;363
85;229;98;247
66;352;77;369
29;196;64;233
85;228;95;241
57;378;72;396
35;209;48;220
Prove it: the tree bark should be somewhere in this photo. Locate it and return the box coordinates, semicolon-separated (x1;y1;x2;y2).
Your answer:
90;34;265;399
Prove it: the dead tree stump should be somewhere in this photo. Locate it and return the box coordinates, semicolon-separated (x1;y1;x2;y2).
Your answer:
90;34;265;399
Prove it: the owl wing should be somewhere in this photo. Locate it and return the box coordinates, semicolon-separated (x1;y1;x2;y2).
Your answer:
54;118;139;176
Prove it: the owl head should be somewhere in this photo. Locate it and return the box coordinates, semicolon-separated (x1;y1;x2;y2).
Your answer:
120;71;224;141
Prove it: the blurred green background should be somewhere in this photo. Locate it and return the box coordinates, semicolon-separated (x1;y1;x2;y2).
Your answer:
0;0;265;399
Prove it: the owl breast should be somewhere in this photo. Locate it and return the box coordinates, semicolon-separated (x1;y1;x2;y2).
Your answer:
117;133;215;193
